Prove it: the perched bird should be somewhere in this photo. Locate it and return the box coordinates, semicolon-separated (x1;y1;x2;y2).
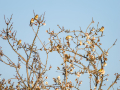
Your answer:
17;40;22;45
98;26;104;36
98;68;105;74
30;18;34;26
65;35;73;40
34;14;38;20
98;68;104;72
99;26;104;32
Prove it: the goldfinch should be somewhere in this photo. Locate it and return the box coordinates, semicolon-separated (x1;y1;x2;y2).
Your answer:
30;18;34;25
98;68;104;72
98;68;105;74
34;14;38;20
99;26;104;32
65;35;73;40
17;40;22;45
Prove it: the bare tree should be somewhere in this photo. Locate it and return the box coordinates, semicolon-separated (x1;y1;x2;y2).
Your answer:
0;11;119;90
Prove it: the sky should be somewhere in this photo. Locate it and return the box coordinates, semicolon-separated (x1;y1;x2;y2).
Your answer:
0;0;120;90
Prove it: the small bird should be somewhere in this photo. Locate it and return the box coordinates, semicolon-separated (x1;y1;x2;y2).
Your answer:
98;68;104;72
30;18;34;25
34;14;38;20
98;68;105;74
17;40;22;45
65;35;73;40
98;26;104;36
99;26;104;32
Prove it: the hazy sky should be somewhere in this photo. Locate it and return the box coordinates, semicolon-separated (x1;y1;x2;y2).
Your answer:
0;0;120;90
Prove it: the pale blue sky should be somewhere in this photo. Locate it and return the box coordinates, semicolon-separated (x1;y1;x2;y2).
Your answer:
0;0;120;90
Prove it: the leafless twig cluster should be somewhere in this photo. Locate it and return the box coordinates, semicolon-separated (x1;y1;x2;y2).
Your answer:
0;11;119;90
